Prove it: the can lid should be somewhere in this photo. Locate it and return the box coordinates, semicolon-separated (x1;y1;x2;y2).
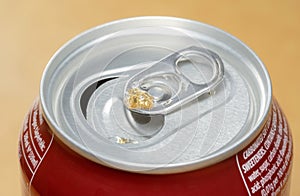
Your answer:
40;17;272;174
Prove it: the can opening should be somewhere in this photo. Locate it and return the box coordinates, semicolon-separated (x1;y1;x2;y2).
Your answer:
80;77;118;118
83;76;165;145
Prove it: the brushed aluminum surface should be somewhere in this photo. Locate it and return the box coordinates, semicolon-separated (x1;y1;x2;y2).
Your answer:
40;17;272;174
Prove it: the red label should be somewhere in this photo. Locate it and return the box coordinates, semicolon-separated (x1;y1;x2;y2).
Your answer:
19;99;54;186
236;102;292;195
19;100;292;195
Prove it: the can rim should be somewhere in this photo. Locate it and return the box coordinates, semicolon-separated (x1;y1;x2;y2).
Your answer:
40;16;272;174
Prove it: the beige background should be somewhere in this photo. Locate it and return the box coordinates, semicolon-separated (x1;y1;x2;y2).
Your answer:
0;0;299;195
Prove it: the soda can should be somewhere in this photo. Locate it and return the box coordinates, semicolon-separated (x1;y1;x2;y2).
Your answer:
18;17;293;195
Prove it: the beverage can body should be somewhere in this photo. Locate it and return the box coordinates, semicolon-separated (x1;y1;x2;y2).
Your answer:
19;99;292;195
18;17;293;195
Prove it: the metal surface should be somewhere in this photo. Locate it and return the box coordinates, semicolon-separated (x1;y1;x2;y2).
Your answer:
124;46;224;115
40;17;272;174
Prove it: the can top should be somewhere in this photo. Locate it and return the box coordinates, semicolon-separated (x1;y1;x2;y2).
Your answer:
40;17;272;174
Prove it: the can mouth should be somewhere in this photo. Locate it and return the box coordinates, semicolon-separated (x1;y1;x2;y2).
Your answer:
40;16;272;174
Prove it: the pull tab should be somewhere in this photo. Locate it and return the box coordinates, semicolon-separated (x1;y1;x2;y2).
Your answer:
124;46;224;115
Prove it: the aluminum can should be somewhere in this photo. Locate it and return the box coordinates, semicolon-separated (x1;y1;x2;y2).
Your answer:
19;17;293;196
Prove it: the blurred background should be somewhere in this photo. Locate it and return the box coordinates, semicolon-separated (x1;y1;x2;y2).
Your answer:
0;0;299;195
